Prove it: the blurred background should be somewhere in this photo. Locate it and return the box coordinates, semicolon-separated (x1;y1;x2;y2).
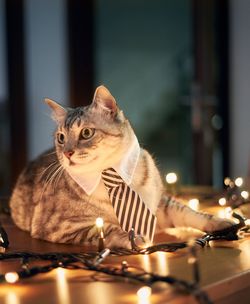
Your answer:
0;0;250;196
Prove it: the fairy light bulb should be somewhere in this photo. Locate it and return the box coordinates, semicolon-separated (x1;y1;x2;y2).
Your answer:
95;217;104;228
188;256;197;264
188;198;199;211
137;286;152;304
224;177;231;186
218;197;227;206
245;219;250;226
235;177;243;187
96;217;105;251
165;172;177;184
218;206;232;219
5;272;19;283
241;191;249;200
225;207;232;216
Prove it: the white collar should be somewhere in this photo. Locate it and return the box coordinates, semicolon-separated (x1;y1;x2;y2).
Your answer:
67;135;140;195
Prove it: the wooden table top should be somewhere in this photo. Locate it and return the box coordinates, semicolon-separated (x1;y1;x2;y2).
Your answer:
1;201;250;304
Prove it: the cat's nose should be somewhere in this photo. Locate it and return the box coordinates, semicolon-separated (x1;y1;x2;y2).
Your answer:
64;150;75;159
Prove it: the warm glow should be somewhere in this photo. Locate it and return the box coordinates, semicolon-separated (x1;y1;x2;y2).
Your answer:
225;207;232;217
218;197;227;206
165;172;177;184
235;177;243;187
142;254;151;273
241;191;249;200
224;177;231;186
188;198;199;211
188;257;197;264
156;252;169;276
95;217;104;228
225;207;232;215
5;291;20;304
5;272;19;284
245;219;250;226
86;283;113;304
218;207;232;219
56;268;70;304
137;286;152;304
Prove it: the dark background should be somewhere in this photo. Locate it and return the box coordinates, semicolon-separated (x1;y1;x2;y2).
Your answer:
0;0;249;196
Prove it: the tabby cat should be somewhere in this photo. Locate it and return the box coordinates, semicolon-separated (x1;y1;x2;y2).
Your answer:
10;86;234;248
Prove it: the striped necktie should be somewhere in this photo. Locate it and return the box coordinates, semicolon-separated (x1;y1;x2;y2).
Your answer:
102;168;157;243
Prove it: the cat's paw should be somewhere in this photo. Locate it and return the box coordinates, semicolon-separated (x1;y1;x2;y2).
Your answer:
204;216;235;233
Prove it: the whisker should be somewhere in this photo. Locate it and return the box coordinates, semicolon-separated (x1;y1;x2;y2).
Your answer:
53;166;65;191
43;150;57;157
38;160;59;178
39;162;61;200
46;165;61;188
50;165;64;192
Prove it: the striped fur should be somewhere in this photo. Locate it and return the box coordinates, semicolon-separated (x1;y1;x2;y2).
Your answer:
10;86;234;249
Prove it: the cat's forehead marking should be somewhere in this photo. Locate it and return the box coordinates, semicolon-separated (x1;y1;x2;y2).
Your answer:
64;107;86;129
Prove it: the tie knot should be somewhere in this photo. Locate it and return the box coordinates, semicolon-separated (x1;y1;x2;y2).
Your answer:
102;168;124;189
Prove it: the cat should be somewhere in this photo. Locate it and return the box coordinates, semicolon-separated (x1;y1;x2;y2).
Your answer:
10;85;234;249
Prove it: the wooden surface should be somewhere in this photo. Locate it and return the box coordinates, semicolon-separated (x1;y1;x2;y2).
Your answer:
1;201;250;304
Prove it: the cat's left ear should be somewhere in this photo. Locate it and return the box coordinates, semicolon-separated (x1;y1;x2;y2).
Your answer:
44;98;67;124
92;85;117;116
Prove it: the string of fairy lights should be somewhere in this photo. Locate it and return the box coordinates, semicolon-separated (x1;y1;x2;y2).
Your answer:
0;174;249;304
0;211;247;304
218;177;249;209
166;173;250;220
0;248;211;303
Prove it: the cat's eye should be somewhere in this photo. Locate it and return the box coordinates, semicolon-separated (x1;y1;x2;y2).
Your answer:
80;128;95;140
57;132;65;144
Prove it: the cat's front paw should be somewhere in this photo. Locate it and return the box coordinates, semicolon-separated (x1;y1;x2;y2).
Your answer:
204;216;235;233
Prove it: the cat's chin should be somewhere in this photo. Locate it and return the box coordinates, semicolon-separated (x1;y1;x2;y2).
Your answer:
62;160;80;168
63;157;89;168
66;162;84;169
64;159;98;173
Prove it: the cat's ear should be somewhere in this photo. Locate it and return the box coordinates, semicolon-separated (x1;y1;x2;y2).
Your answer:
44;98;67;123
92;85;117;115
